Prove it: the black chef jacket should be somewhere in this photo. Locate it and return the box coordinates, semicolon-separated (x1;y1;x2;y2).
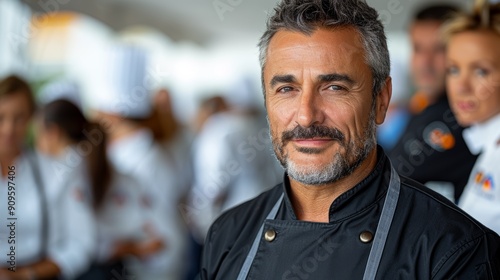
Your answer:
198;147;500;279
389;94;477;202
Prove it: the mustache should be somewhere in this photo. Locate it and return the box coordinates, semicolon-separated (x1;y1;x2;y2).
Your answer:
281;125;345;145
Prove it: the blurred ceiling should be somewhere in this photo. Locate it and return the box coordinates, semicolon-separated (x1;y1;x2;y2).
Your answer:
21;0;471;45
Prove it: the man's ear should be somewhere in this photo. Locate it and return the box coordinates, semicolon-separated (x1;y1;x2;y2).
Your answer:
375;77;392;125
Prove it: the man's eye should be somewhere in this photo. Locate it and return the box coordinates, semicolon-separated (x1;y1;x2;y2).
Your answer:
278;86;294;93
327;85;345;91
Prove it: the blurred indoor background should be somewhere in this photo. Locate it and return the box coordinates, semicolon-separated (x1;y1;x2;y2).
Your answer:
1;0;476;122
1;1;497;279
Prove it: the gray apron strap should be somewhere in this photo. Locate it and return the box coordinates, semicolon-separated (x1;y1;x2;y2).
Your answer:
236;193;284;280
27;150;50;258
362;165;401;280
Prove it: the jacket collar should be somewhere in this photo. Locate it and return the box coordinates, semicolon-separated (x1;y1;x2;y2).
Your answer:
463;113;500;155
281;146;390;223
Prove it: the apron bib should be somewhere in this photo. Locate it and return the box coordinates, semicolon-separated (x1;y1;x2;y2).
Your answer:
237;166;401;280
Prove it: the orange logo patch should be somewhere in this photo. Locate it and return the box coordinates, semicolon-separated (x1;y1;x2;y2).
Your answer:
474;171;494;192
423;121;455;152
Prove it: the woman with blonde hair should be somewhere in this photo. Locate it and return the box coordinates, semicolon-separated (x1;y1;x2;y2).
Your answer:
444;0;500;233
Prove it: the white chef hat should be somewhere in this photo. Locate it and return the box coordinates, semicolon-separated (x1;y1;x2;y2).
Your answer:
223;77;262;110
88;43;152;119
38;79;83;110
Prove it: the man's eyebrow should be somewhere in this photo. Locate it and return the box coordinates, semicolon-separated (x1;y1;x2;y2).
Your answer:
270;75;297;88
317;73;355;85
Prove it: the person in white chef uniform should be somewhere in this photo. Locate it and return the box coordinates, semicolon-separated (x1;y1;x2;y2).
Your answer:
0;75;95;280
35;78;172;280
444;0;500;233
87;43;188;280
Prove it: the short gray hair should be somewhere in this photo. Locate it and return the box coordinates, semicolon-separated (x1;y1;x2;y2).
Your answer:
258;0;390;96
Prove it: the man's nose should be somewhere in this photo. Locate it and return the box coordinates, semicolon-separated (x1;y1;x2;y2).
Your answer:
418;51;435;71
295;89;325;127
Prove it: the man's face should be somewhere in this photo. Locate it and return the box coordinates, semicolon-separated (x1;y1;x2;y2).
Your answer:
410;21;447;97
264;27;390;185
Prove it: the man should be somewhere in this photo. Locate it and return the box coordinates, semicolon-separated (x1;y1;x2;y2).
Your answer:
389;5;477;203
198;0;500;279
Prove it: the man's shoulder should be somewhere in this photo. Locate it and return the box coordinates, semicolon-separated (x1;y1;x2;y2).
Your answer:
399;175;495;236
420;95;452;117
399;176;500;277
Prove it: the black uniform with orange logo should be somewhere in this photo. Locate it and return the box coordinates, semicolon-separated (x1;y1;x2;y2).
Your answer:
389;94;477;202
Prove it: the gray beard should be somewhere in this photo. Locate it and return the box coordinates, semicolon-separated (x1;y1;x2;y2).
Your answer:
286;130;375;185
271;108;377;186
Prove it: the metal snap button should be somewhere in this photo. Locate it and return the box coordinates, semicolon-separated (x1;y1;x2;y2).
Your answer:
359;231;373;243
264;229;276;242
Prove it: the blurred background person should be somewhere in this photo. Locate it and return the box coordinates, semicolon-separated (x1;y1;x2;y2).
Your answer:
146;87;196;280
389;4;477;202
444;0;500;233
182;95;229;280
87;44;188;280
0;75;95;280
146;87;193;202
192;96;229;134
188;81;282;244
35;80;169;280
